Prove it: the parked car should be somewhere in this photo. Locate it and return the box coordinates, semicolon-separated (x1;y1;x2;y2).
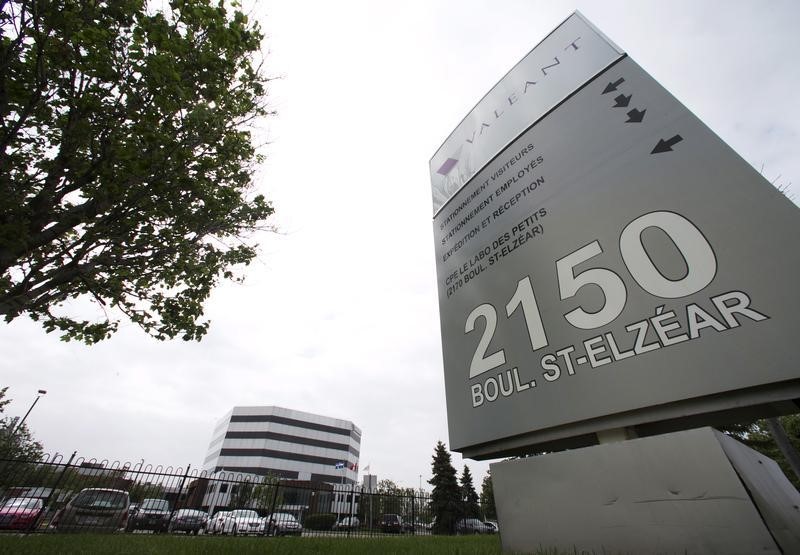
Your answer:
484;520;498;533
215;509;265;536
420;519;434;533
380;513;403;534
207;510;231;534
0;497;44;530
455;517;492;534
167;509;207;534
51;488;130;533
265;512;302;536
402;518;427;533
332;515;360;531
127;498;171;533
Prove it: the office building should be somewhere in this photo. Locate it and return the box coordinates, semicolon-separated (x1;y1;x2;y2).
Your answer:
203;406;361;485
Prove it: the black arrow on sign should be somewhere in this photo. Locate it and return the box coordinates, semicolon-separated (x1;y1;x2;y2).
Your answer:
626;108;646;123
613;94;631;108
602;78;625;94
651;134;683;154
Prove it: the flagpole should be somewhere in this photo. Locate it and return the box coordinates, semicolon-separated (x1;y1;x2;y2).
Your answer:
363;463;371;531
335;461;345;524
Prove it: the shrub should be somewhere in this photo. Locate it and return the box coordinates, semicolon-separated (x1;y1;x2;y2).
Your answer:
303;513;337;530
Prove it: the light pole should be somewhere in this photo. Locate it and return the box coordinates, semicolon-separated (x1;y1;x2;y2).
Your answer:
7;389;47;439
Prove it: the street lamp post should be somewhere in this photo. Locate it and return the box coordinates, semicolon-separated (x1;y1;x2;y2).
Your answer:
7;389;47;439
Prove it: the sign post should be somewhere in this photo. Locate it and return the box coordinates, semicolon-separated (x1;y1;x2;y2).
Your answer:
431;12;800;460
430;12;800;553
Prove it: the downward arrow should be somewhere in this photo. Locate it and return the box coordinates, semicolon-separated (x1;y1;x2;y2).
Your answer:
651;134;683;154
613;94;631;108
626;108;646;123
602;78;625;94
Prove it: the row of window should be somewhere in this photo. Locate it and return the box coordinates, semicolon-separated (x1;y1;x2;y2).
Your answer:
203;482;362;506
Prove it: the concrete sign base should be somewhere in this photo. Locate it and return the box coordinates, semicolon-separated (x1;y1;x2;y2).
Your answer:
491;427;800;554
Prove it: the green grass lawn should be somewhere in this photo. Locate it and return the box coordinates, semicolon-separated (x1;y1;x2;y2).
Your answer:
0;534;507;555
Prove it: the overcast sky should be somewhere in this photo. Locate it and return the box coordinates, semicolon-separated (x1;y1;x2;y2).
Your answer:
3;0;799;490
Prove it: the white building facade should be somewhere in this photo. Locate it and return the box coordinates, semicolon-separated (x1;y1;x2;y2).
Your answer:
203;406;361;485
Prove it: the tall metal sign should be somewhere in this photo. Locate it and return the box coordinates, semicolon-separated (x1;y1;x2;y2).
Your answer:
431;12;800;459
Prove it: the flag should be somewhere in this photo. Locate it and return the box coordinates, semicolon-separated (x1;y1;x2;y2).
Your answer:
348;462;358;471
335;461;345;469
363;464;370;473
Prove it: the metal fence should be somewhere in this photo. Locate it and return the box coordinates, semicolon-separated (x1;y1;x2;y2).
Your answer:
0;454;492;537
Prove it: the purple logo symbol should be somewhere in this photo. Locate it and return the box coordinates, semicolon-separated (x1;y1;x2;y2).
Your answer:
437;157;459;176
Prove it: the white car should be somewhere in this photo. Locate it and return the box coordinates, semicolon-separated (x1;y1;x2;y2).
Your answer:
218;509;265;536
332;515;359;531
208;511;231;534
456;517;492;535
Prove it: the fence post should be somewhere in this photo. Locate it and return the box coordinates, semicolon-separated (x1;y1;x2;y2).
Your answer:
36;451;77;533
411;490;416;536
346;482;355;538
165;464;191;531
266;479;280;535
176;464;191;509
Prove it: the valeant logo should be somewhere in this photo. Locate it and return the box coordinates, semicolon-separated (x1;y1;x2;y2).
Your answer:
437;157;459;176
433;35;583;204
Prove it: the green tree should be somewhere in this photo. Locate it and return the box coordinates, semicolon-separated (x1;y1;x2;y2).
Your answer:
376;478;400;494
719;415;800;489
428;441;461;535
0;387;44;460
229;479;254;509
0;457;132;499
251;474;282;511
371;478;402;521
459;465;481;518
128;480;165;504
390;486;419;522
0;0;274;343
479;470;496;520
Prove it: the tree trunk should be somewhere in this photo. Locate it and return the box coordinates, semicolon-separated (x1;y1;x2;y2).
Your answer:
765;417;800;482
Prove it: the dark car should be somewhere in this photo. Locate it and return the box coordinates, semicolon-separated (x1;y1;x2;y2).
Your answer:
127;498;171;533
402;518;427;533
380;513;403;534
264;512;302;536
0;497;44;530
168;509;207;534
51;488;130;533
455;517;491;534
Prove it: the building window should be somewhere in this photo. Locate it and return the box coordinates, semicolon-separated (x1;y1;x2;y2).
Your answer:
220;484;228;493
